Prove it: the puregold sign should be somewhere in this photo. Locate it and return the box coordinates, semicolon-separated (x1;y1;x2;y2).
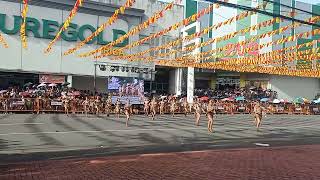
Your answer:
0;13;128;47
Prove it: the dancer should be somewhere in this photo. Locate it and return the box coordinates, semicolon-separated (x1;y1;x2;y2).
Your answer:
94;96;101;115
194;99;201;126
124;99;131;127
105;96;112;117
150;97;157;120
144;98;150;116
63;96;69;116
82;97;89;117
183;98;188;116
170;97;176;117
115;98;121;118
206;99;215;133
253;101;263;131
159;98;165;115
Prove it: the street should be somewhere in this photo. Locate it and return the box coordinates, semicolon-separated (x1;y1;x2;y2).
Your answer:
0;113;319;162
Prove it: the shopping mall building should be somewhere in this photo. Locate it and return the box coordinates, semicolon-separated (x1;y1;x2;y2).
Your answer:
0;0;183;94
0;0;319;101
170;0;320;101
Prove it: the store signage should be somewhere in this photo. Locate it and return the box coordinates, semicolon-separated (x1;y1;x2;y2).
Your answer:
216;78;240;85
0;13;128;47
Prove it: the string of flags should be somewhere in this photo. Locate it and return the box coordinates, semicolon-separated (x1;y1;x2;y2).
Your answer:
63;0;136;56
0;33;9;48
44;0;84;53
20;0;29;49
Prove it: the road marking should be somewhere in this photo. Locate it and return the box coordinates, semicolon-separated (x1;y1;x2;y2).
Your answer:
0;123;44;126
254;143;270;147
0;127;208;136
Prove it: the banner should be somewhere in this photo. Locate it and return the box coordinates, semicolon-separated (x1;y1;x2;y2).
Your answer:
39;75;65;84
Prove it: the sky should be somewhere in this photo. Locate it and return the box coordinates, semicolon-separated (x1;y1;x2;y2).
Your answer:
158;0;320;5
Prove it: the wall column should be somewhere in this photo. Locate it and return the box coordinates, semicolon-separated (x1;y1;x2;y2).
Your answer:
187;67;194;103
67;75;73;88
175;68;183;96
210;74;216;90
240;73;246;88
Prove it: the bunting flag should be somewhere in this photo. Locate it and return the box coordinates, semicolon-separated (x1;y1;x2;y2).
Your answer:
122;17;282;62
98;3;218;58
88;3;219;59
44;0;84;53
20;0;29;49
63;0;136;56
0;33;9;48
77;1;175;58
128;15;319;63
156;60;320;78
123;39;320;69
174;17;319;63
109;2;268;60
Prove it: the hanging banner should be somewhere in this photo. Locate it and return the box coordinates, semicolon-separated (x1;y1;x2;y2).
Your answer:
39;75;65;84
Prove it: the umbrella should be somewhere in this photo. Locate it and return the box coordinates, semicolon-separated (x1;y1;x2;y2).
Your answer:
37;83;47;88
222;97;234;102
62;82;70;86
0;90;7;94
312;98;320;104
19;91;30;97
273;99;281;104
280;99;290;103
200;96;209;101
48;83;57;87
24;82;33;87
260;98;269;102
294;97;309;104
160;96;167;99
72;91;81;96
235;96;245;101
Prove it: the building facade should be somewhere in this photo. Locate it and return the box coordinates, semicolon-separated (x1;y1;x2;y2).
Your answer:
0;0;184;93
174;0;320;101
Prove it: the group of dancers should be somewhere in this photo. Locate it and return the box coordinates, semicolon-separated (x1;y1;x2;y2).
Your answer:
104;96;264;132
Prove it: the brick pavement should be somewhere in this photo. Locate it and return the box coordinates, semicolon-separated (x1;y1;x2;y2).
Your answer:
0;145;319;180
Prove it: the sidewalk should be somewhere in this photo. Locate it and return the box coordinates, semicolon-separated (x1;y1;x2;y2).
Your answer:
1;145;319;180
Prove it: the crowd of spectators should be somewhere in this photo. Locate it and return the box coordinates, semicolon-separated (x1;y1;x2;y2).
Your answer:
194;87;277;101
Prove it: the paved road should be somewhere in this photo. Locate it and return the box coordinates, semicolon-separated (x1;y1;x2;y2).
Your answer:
0;114;320;162
1;145;319;180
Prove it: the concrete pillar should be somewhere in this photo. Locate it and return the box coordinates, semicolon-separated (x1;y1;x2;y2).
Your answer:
181;21;200;103
67;75;73;88
187;67;194;103
175;68;183;96
210;74;216;90
240;73;246;88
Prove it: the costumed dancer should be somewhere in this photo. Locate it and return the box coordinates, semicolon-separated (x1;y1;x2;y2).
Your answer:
124;99;131;127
